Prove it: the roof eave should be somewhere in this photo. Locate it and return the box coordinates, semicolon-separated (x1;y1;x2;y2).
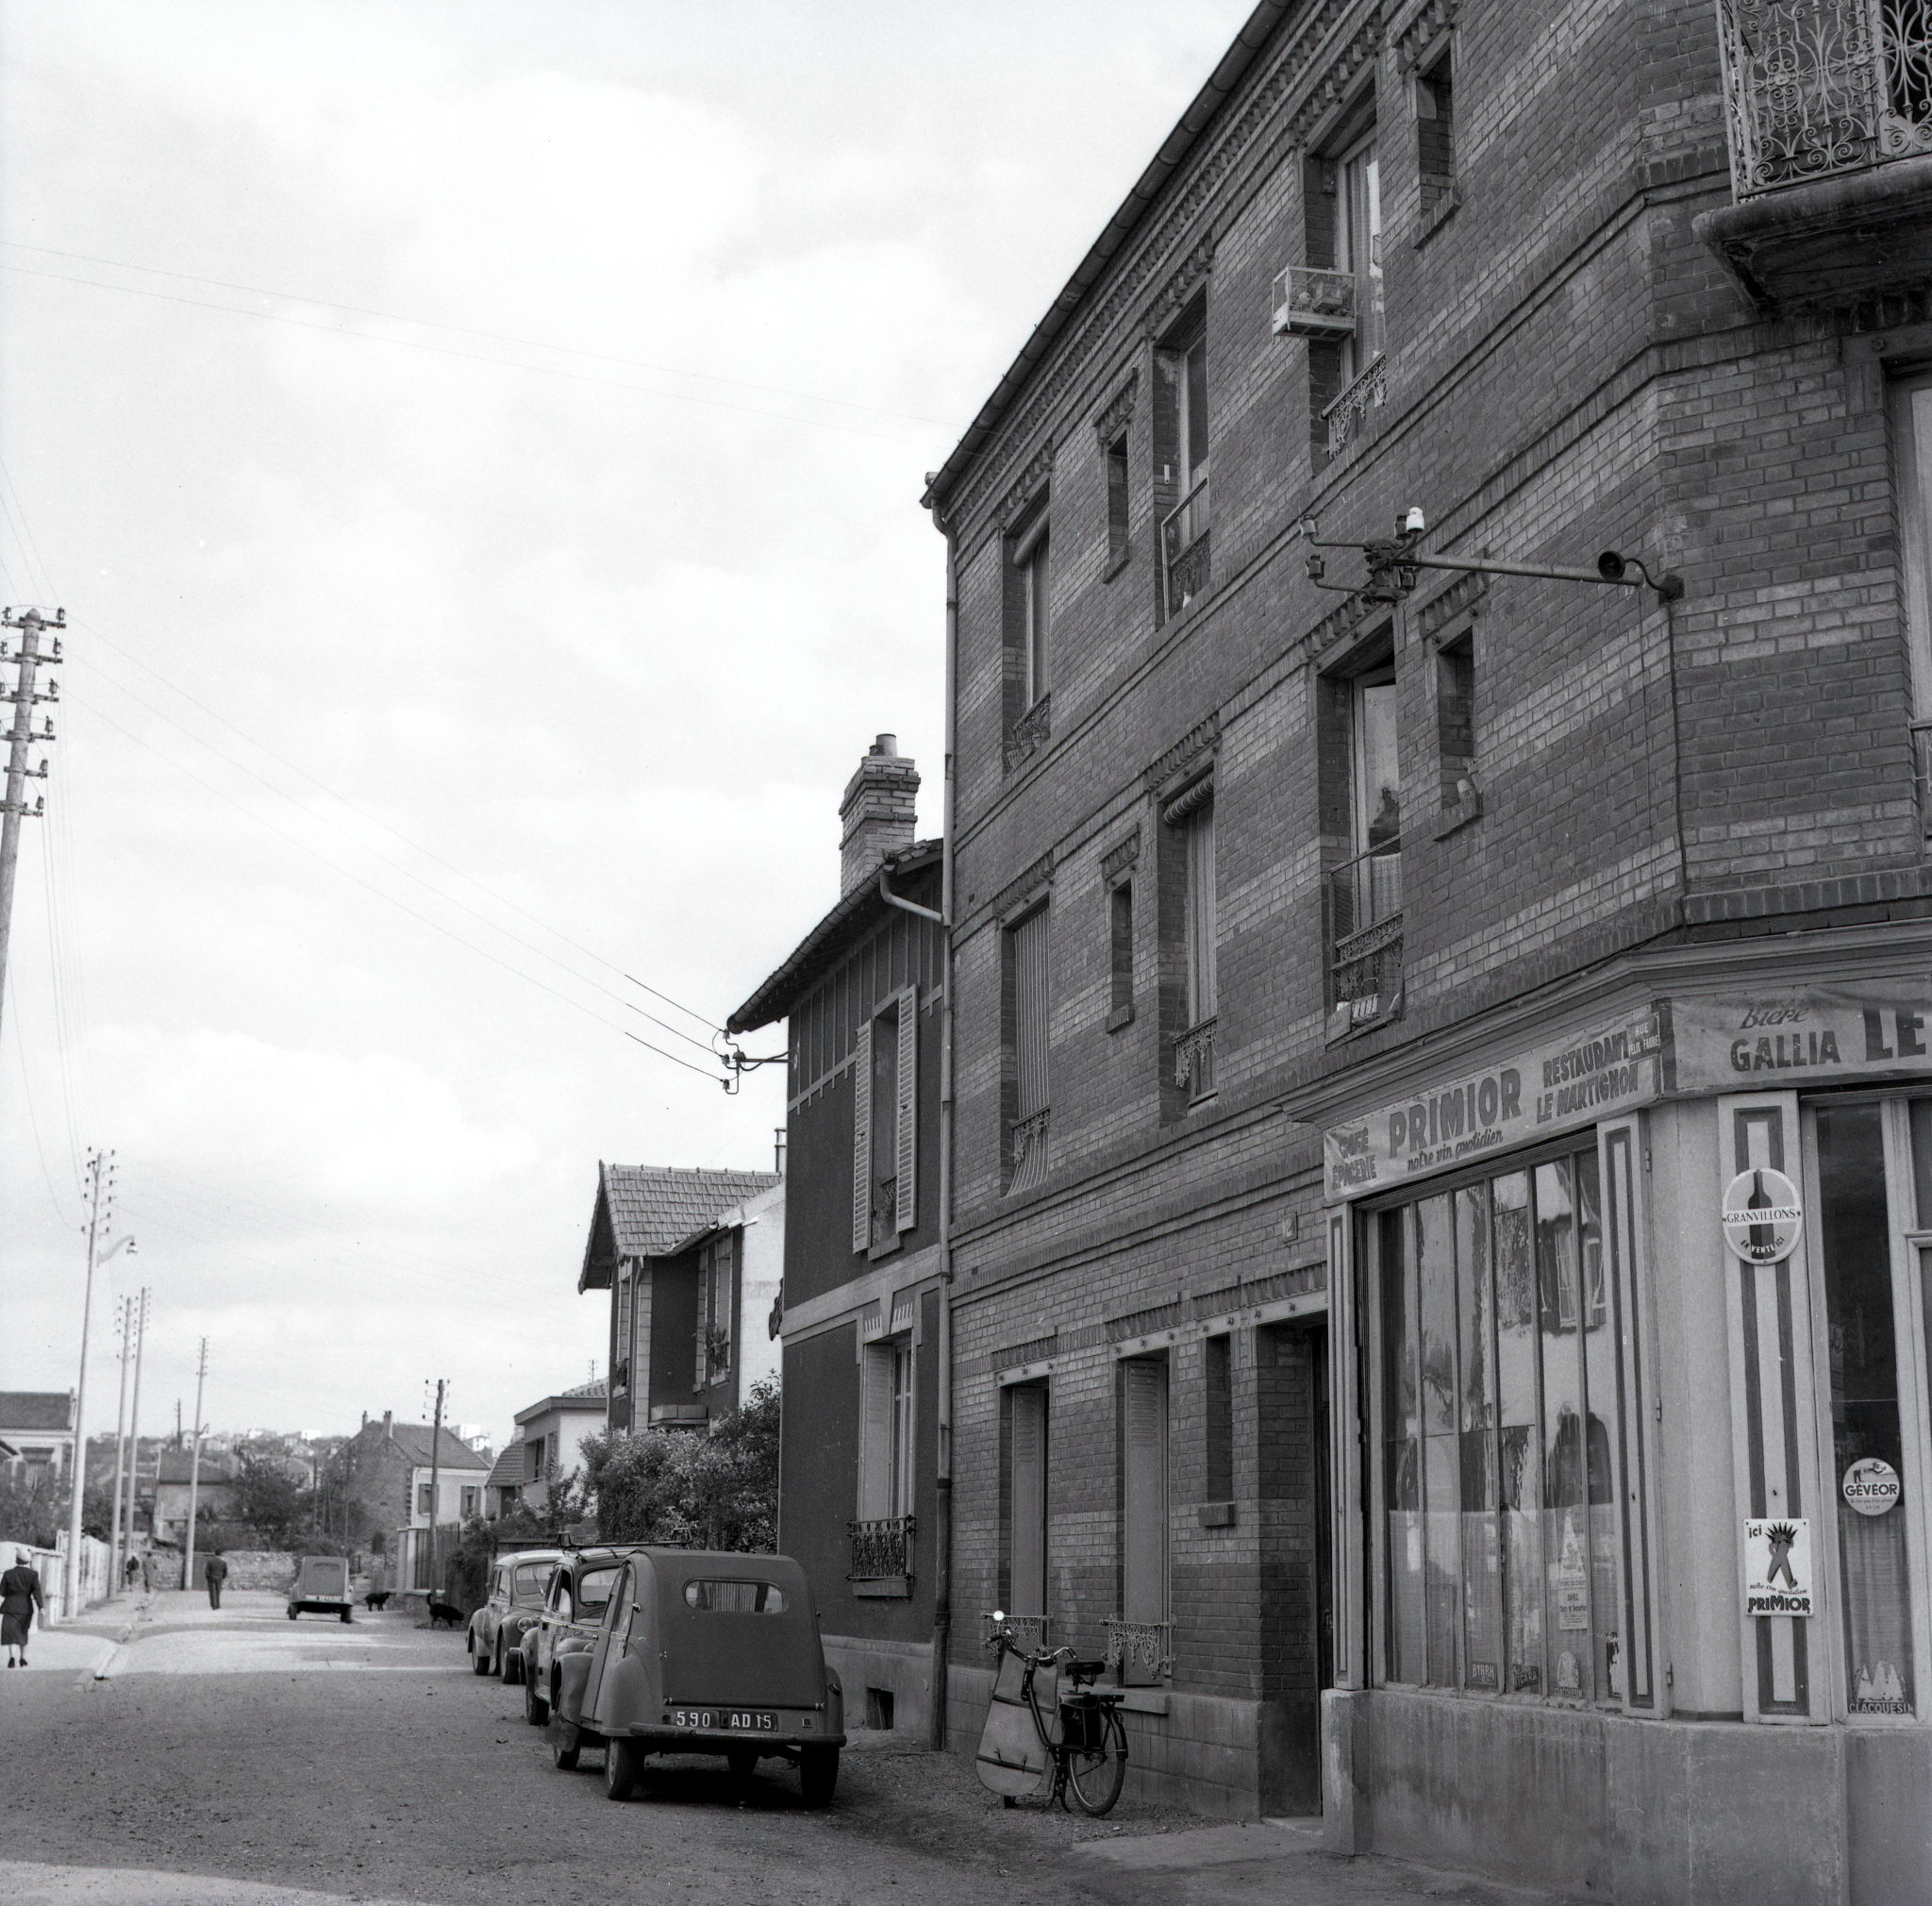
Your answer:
919;0;1292;522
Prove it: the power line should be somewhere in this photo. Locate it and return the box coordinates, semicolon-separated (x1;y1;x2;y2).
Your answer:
0;239;950;427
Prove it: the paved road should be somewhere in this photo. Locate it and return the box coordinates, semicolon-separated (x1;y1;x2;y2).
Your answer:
0;1593;1548;1906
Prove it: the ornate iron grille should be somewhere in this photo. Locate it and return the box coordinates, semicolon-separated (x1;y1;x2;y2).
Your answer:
847;1514;915;1580
870;1178;897;1250
1103;1617;1174;1681
1329;844;1404;1031
1715;0;1932;195
1160;476;1211;617
981;1611;1051;1651
1174;1016;1218;1099
1323;354;1387;455
1008;1106;1050;1195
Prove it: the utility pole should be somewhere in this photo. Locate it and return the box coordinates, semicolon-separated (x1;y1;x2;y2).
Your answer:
0;605;61;1058
108;1296;134;1593
125;1289;151;1587
183;1338;208;1597
425;1378;446;1592
64;1149;134;1619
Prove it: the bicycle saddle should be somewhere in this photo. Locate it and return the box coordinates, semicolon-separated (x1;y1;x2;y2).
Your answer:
1061;1658;1111;1680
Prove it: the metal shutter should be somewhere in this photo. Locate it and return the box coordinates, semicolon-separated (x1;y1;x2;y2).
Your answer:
1121;1359;1169;1625
1009;1386;1048;1618
851;1019;873;1254
895;989;918;1231
1014;909;1049;1119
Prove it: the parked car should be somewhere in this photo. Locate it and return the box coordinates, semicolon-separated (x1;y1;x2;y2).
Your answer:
287;1555;354;1623
541;1548;845;1807
520;1546;639;1728
467;1548;560;1682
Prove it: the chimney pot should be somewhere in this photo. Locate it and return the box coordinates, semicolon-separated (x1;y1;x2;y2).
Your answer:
382;1411;393;1437
839;735;919;896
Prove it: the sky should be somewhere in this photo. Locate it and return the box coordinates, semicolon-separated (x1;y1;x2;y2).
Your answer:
0;0;1253;1453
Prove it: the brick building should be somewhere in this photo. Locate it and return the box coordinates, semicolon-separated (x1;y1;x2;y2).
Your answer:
577;1164;782;1433
729;737;948;1738
341;1412;489;1577
915;0;1932;1898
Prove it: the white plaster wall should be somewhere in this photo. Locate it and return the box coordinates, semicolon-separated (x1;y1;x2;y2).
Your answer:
733;1180;786;1396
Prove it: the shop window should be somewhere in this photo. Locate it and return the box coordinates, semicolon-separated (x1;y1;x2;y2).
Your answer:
852;988;918;1252
1818;1102;1917;1715
1004;1383;1049;1619
1892;372;1932;831
1004;905;1051;1193
1372;1142;1628;1703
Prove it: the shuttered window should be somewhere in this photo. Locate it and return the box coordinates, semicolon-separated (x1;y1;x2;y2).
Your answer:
694;1256;711;1389
1008;906;1050;1193
853;991;919;1253
1008;1385;1048;1618
851;1019;874;1254
1183;797;1217;1026
895;995;918;1232
1121;1357;1170;1626
858;1334;916;1522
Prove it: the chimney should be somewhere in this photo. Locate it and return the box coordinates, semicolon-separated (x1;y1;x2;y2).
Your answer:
840;733;918;896
382;1411;393;1438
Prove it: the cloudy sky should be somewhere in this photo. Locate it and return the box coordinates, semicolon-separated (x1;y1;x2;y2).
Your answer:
0;0;1249;1452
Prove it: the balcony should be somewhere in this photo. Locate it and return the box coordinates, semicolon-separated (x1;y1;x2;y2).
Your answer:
981;1611;1052;1652
847;1514;915;1596
1103;1617;1174;1687
869;1177;898;1251
1174;1015;1218;1103
1008;1106;1050;1195
1271;264;1357;339
1699;0;1932;307
1328;843;1404;1036
1322;354;1387;456
1160;476;1210;617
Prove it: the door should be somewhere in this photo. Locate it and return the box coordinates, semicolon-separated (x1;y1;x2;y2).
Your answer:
583;1563;634;1720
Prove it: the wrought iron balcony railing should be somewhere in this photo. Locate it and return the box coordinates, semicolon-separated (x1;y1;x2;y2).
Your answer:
1008;1106;1050;1195
1104;1616;1174;1686
1271;263;1358;338
1715;0;1932;197
981;1611;1052;1652
1328;843;1404;1032
847;1513;915;1581
1323;353;1387;455
870;1177;898;1250
1174;1015;1218;1102
1160;476;1211;617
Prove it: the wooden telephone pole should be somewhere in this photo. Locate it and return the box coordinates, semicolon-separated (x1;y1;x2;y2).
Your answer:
0;606;60;1055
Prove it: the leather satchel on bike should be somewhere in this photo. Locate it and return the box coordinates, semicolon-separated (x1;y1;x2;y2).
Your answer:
974;1647;1057;1797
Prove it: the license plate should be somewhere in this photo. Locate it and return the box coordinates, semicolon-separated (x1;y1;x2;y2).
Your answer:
669;1708;778;1731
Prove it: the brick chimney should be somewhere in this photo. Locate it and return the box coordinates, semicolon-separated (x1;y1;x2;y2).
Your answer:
381;1411;393;1438
840;733;918;896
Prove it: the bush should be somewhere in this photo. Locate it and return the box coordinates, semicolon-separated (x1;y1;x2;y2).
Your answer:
586;1379;778;1552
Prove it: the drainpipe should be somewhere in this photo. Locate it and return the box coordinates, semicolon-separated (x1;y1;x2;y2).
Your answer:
928;510;959;1752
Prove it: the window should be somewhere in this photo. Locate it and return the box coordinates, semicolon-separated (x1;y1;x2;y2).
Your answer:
416;1482;434;1518
1005;1383;1049;1618
860;1334;917;1523
1435;629;1478;819
1004;500;1053;768
852;988;918;1252
1415;44;1456;226
1160;776;1217;1105
1158;319;1211;617
1119;1356;1171;1681
1006;906;1050;1193
1370;1144;1627;1702
1108;878;1135;1028
1336;134;1384;385
1204;1335;1234;1504
1326;655;1403;1035
1306;104;1385;459
1015;510;1050;709
614;1269;633;1386
1106;433;1130;573
460;1486;479;1518
575;1564;620;1614
695;1232;735;1388
513;1563;551;1600
1892;373;1932;828
684;1578;788;1613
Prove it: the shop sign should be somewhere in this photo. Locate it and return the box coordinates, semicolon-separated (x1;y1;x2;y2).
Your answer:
1671;982;1932;1094
1323;1011;1661;1200
1842;1457;1902;1517
1743;1516;1813;1617
1720;1167;1804;1264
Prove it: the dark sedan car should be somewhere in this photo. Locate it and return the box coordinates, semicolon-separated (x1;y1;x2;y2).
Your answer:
519;1546;639;1724
467;1548;559;1682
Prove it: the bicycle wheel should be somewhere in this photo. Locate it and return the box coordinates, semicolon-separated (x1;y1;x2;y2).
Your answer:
1065;1705;1126;1815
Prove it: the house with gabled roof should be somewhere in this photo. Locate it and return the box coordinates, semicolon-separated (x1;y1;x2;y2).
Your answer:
0;1392;76;1481
578;1163;782;1435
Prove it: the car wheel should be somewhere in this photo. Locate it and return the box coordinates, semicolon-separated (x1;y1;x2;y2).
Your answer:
471;1642;491;1676
339;1610;351;1625
605;1737;640;1801
502;1644;522;1685
798;1746;839;1809
553;1726;581;1773
287;1610;297;1621
726;1747;758;1781
525;1670;549;1728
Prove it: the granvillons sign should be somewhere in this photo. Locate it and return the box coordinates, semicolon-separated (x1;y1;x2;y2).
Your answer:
1324;1012;1662;1200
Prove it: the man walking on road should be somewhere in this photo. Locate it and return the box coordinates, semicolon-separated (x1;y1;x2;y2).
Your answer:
3;1547;45;1667
204;1550;227;1610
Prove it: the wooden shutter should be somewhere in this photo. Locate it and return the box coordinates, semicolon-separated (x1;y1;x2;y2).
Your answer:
1121;1359;1169;1624
694;1256;710;1389
1013;910;1049;1119
851;1019;873;1254
1009;1386;1048;1618
858;1341;893;1521
895;989;918;1231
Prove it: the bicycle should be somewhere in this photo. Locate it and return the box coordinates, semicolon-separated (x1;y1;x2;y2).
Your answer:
973;1612;1129;1815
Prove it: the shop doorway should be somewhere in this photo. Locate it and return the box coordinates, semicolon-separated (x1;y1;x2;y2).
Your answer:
1257;1318;1333;1814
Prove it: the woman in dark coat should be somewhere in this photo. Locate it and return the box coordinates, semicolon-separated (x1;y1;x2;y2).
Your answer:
2;1547;45;1667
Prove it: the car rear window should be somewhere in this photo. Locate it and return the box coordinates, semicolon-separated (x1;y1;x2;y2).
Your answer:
684;1580;788;1613
513;1564;550;1600
576;1565;620;1613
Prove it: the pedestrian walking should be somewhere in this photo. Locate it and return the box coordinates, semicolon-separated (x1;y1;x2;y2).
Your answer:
125;1553;143;1595
2;1547;45;1668
204;1550;227;1610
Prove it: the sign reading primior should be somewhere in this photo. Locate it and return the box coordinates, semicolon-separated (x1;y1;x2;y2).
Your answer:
1743;1517;1813;1618
1323;1011;1661;1200
1720;1167;1804;1265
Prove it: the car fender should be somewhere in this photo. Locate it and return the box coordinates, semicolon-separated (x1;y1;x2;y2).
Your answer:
555;1649;593;1723
824;1664;843;1737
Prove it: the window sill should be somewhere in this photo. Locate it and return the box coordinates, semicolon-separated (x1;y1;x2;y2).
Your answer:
1107;1002;1135;1033
1116;1689;1170;1714
1103;544;1132;584
1431;788;1482;840
850;1576;912;1598
1197;1501;1236;1529
1413;186;1459;248
868;1233;904;1263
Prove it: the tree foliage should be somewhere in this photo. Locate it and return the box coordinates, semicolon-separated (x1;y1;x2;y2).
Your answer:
233;1448;308;1547
584;1378;778;1553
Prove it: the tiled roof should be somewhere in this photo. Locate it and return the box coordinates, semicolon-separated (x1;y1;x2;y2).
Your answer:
562;1378;608;1398
727;839;941;1034
0;1392;74;1433
387;1423;490;1470
156;1450;238;1484
579;1163;780;1292
485;1446;526;1490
